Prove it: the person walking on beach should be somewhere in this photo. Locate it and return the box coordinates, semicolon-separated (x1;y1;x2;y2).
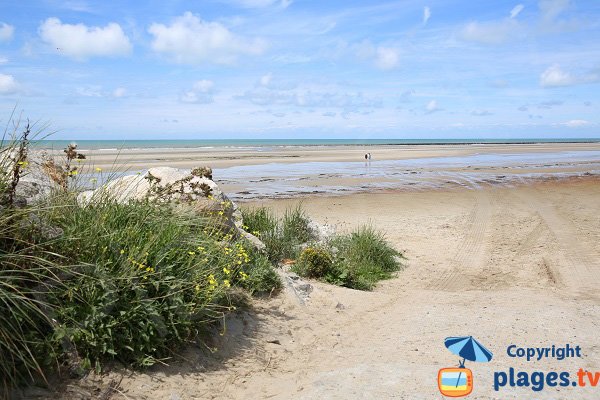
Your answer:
368;152;372;160
365;153;368;160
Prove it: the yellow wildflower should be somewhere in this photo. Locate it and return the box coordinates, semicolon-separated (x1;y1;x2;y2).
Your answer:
95;167;102;172
223;267;231;275
223;279;231;288
188;251;195;256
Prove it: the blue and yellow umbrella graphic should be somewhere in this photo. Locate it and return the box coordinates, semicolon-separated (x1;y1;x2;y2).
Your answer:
438;336;493;397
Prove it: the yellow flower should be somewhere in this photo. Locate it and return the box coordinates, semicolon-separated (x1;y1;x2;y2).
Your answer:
188;251;195;256
223;267;231;275
95;167;102;172
218;211;224;216
70;170;78;176
223;279;231;288
208;274;218;289
120;249;125;254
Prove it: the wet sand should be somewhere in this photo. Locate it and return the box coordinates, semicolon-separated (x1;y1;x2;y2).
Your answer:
47;142;600;171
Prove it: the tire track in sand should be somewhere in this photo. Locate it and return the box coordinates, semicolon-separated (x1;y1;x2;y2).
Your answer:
517;188;600;295
429;189;492;291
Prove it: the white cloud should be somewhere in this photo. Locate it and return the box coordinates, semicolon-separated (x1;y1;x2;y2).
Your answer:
113;87;127;98
560;119;590;128
60;0;93;12
425;100;441;114
0;73;18;94
0;23;14;42
180;79;215;104
375;47;400;70
0;56;8;65
226;0;292;8
240;84;381;111
539;64;600;87
260;73;273;87
423;7;431;25
76;85;103;97
510;4;525;18
460;19;519;44
148;12;266;65
355;41;400;70
539;0;570;22
193;80;214;92
39;18;132;60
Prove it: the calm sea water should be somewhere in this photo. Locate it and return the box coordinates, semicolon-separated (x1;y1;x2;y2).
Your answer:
30;138;600;150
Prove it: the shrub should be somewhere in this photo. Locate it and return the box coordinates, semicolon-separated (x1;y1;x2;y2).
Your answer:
282;205;314;244
330;225;405;290
0;121;282;393
240;205;315;262
239;252;282;295
241;207;277;235
36;195;264;369
293;247;333;278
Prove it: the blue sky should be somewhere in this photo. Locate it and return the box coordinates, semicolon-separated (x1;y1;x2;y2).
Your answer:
0;0;599;139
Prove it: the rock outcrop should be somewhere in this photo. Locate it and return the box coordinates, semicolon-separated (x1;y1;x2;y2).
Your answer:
1;151;60;207
78;166;265;250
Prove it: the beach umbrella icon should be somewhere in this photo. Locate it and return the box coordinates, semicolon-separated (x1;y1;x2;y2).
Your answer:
444;336;493;365
442;336;493;392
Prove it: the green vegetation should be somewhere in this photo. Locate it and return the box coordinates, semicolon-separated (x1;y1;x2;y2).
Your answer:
243;206;405;291
293;246;333;278
0;125;281;395
241;204;316;262
328;226;405;290
0;119;403;396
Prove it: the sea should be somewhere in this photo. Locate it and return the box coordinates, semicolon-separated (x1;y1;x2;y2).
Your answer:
29;138;600;150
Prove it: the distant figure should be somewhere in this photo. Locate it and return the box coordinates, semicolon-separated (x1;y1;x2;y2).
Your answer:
365;153;368;160
368;152;372;160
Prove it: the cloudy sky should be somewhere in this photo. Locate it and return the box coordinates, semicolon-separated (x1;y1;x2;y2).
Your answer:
0;0;599;139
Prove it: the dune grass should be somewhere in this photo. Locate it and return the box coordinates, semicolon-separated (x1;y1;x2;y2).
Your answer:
242;206;404;291
0;126;281;395
241;204;316;262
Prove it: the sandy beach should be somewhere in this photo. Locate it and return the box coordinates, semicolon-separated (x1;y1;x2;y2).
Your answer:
47;142;600;171
66;144;600;399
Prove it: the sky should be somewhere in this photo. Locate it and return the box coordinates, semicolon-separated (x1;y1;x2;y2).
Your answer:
0;0;599;139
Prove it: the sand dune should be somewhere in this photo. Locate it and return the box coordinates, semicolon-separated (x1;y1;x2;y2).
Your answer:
88;177;600;399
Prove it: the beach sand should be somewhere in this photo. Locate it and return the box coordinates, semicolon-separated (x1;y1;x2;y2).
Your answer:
52;142;600;171
47;144;600;399
89;176;600;400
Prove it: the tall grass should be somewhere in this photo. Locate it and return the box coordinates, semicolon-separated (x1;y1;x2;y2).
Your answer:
0;122;281;395
242;205;405;291
241;204;316;262
329;225;405;290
